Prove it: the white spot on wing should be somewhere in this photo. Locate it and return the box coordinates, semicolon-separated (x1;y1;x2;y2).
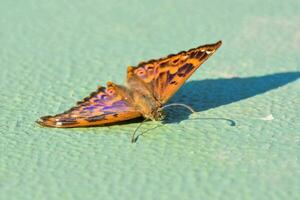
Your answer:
206;50;214;54
56;122;63;126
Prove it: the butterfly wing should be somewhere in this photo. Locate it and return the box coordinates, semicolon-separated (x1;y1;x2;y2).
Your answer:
127;41;222;104
37;82;141;127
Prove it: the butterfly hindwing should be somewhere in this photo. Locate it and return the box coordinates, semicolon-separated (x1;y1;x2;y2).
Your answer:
128;41;222;103
37;82;141;127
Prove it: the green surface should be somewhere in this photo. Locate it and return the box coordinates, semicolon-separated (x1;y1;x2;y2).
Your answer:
1;0;300;199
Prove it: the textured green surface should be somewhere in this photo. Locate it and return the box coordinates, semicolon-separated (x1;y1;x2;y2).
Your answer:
1;0;300;199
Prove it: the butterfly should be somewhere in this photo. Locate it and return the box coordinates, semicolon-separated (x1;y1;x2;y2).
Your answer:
37;41;222;130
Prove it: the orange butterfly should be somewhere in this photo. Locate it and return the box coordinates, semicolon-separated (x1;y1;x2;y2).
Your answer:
37;41;222;130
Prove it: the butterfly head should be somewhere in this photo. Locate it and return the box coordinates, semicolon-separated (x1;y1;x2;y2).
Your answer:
146;108;165;121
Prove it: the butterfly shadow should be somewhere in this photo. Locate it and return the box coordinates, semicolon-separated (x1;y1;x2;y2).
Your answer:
163;71;300;124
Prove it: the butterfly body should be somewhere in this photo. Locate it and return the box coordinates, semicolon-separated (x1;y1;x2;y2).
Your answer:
109;81;164;121
126;73;164;120
37;41;222;127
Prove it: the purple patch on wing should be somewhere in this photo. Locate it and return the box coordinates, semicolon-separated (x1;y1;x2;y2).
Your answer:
94;102;106;107
112;101;127;106
102;100;129;112
83;106;97;111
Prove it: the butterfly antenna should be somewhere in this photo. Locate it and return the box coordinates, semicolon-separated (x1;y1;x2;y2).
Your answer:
160;103;195;113
131;118;148;143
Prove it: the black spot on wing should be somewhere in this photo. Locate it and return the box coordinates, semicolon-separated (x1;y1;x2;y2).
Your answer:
190;51;197;58
170;80;177;85
177;63;194;77
59;118;77;122
60;121;79;126
196;51;205;59
160;61;169;67
86;115;106;122
190;50;204;59
172;58;180;64
167;71;176;82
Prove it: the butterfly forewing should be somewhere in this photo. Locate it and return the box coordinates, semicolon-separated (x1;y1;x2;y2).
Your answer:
129;41;222;103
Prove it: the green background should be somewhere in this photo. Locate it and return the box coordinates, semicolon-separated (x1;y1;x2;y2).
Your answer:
1;0;300;199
